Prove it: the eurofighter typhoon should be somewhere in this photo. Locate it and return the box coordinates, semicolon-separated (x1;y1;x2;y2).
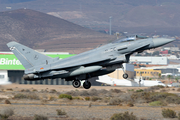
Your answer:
7;35;175;89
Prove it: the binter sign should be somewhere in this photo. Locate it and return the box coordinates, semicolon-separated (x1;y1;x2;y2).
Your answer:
0;54;75;70
0;58;22;65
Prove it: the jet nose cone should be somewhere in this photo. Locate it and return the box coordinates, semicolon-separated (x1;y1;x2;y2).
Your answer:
153;38;175;48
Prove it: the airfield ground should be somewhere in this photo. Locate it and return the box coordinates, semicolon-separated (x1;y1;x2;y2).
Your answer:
0;84;180;120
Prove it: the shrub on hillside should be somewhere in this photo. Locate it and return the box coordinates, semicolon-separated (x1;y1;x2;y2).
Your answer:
136;89;143;92
119;93;133;103
110;111;138;120
165;96;180;104
109;98;122;105
73;96;81;100
98;89;108;94
85;97;90;101
59;94;72;100
0;108;14;119
149;101;167;106
4;99;11;104
178;113;180;120
79;90;89;96
110;89;122;93
33;114;48;120
56;109;67;116
14;93;39;100
91;96;101;102
127;102;134;107
162;109;177;118
89;89;98;96
144;85;164;92
49;89;57;93
131;92;180;103
14;93;27;99
177;88;180;92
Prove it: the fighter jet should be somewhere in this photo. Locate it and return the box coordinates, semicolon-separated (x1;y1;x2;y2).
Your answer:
7;35;175;89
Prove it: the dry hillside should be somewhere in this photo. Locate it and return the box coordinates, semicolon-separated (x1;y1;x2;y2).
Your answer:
0;9;114;53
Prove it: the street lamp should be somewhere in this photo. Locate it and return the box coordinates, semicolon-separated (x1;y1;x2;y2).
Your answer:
109;16;112;35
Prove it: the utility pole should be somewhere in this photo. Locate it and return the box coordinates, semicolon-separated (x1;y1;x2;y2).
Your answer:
109;16;112;35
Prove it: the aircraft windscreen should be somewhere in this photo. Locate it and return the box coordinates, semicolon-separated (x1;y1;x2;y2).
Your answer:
111;35;149;43
112;36;136;43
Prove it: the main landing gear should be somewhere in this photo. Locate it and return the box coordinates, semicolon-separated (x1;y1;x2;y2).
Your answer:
122;65;128;79
83;81;91;89
72;80;81;88
72;80;92;89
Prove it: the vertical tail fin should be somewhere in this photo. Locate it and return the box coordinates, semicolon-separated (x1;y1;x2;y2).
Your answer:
7;41;53;69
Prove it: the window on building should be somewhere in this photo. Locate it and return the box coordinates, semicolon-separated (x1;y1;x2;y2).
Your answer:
0;75;4;79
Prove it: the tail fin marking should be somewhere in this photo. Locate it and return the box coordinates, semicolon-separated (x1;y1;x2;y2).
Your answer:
7;41;53;69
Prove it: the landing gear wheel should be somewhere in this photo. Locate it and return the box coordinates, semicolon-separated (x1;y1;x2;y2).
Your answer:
72;80;81;88
123;73;128;79
83;81;91;89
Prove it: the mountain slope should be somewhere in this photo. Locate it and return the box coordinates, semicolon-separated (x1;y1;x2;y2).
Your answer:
0;9;114;53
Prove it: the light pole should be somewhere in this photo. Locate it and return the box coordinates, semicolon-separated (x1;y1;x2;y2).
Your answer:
109;16;112;35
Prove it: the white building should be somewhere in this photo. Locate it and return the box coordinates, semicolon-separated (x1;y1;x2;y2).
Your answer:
130;56;169;65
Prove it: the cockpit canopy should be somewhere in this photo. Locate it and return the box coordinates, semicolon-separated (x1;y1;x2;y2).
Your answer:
113;35;149;43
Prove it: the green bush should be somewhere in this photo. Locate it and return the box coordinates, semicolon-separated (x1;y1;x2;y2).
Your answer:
56;109;67;116
162;109;177;118
156;85;165;88
59;94;72;100
128;89;134;92
32;89;38;92
149;101;166;106
91;96;101;101
110;111;138;120
85;97;90;101
73;96;80;100
136;89;143;92
33;114;48;120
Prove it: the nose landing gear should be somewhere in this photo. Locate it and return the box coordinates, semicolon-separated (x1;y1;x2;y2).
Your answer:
121;65;128;79
123;73;128;79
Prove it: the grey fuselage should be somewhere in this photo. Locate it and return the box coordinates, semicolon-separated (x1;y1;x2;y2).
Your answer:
23;37;173;81
7;36;174;81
